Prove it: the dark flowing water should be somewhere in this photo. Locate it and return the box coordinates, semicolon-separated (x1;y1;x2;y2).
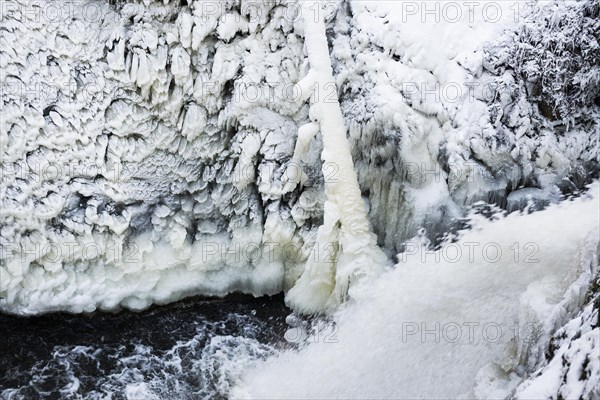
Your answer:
0;295;291;399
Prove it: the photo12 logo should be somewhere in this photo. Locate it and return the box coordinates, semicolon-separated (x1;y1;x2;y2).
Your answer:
401;321;541;345
0;160;140;184
398;241;540;264
0;1;141;25
284;320;339;344
397;1;540;24
0;240;140;269
1;78;143;106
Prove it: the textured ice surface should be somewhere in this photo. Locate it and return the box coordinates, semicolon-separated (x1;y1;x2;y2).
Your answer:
1;0;310;314
1;0;598;314
337;0;600;252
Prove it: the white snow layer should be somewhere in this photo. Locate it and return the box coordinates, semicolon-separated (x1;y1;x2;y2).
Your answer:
1;0;598;314
233;182;600;399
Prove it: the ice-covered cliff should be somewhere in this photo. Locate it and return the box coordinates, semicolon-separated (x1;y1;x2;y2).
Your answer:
336;0;599;251
513;269;600;399
1;0;598;315
2;0;312;313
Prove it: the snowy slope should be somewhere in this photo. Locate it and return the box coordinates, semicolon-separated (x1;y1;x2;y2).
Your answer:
1;0;598;315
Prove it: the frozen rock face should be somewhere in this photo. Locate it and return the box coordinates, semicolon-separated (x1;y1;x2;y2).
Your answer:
1;0;598;314
1;0;316;313
334;0;600;252
514;289;600;399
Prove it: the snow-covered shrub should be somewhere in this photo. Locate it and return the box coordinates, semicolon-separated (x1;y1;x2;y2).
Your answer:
490;0;599;123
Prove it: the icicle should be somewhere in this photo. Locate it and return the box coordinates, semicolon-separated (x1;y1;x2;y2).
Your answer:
281;121;320;193
285;1;388;314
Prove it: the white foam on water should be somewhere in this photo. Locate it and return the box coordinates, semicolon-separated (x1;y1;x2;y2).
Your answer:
233;182;600;399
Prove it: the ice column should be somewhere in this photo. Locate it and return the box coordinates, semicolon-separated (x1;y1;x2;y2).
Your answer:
284;1;388;314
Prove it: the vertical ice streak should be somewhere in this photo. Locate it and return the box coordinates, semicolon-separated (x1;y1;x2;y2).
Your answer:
285;1;388;314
